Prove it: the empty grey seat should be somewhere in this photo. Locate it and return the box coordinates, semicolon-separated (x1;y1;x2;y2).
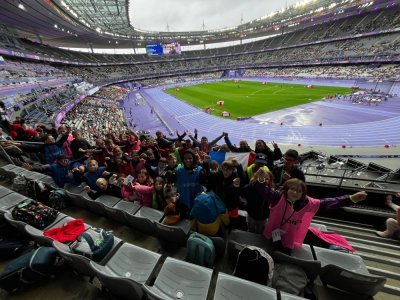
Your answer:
280;291;308;299
7;166;27;179
154;219;191;246
126;206;163;235
291;244;315;261
0;186;16;213
52;232;123;277
143;257;213;300
0;192;28;213
314;246;386;296
228;230;273;262
90;243;161;300
105;200;141;224
20;170;48;181
310;223;328;232
0;164;18;177
272;250;321;282
64;184;86;208
214;272;277;300
86;195;121;217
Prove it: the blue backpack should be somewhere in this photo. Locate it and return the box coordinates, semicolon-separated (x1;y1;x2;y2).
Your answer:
186;232;216;268
190;192;226;225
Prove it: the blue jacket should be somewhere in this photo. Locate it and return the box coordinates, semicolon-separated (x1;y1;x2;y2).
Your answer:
175;165;204;210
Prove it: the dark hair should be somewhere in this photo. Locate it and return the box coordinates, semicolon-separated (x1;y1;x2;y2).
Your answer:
285;149;299;160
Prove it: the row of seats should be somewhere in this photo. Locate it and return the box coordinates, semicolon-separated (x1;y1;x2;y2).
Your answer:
0;163;387;297
227;229;387;297
0;164;226;254
0;184;304;300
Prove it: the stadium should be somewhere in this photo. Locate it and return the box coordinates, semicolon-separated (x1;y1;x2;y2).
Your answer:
0;0;399;299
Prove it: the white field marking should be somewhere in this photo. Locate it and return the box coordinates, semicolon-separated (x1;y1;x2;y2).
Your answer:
272;88;289;95
250;87;271;96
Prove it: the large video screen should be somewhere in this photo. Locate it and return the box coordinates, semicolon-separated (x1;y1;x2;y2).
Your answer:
146;42;181;56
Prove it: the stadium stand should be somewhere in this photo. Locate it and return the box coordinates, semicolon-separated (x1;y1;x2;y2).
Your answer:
0;0;400;299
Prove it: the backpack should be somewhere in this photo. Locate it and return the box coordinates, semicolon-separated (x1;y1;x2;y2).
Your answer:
11;174;28;195
70;228;114;262
186;232;216;268
11;199;58;230
233;246;274;286
47;189;70;210
26;180;50;203
272;263;308;297
0;247;59;292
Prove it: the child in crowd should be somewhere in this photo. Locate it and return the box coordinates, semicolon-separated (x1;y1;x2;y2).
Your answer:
84;177;122;199
241;169;275;233
131;169;153;206
252;169;367;254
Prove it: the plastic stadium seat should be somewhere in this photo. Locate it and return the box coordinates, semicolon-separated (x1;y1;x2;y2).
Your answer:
24;216;91;246
291;244;315;261
0;164;18;177
272;250;321;282
90;243;161;300
64;184;86;208
0;186;18;213
228;229;274;262
310;223;328;232
19;170;48;182
154;219;191;246
214;272;277;300
104;200;141;224
142;257;213;300
209;236;227;257
126;206;164;235
313;246;386;296
280;291;308;299
52;232;123;277
39;175;58;189
0;192;29;213
86;194;121;217
7;166;27;179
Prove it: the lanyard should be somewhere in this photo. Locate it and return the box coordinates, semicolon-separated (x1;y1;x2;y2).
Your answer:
280;199;296;227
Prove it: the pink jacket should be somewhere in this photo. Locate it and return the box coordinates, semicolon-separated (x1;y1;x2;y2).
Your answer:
134;184;153;207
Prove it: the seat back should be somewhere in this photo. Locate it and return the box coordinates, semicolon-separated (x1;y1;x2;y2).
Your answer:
143;257;213;300
91;243;161;300
105;200;141;224
126;206;163;235
0;192;25;213
314;247;386;296
154;219;191;246
214;272;277;300
4;210;28;232
52;240;96;276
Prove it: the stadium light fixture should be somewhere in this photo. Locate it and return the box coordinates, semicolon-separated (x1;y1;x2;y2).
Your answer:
54;24;58;28
18;3;25;10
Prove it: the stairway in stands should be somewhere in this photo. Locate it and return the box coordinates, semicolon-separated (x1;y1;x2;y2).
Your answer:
312;216;400;299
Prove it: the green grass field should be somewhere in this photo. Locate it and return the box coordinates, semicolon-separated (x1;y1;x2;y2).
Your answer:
165;80;353;119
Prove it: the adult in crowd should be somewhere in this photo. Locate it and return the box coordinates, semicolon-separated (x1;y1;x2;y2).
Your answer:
254;139;283;171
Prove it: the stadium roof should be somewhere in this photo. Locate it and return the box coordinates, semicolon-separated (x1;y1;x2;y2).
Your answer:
0;0;394;49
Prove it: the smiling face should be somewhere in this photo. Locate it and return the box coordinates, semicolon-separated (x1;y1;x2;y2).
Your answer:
283;179;306;203
183;152;194;168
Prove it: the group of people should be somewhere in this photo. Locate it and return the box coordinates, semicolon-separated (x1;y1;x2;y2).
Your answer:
1;109;372;254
